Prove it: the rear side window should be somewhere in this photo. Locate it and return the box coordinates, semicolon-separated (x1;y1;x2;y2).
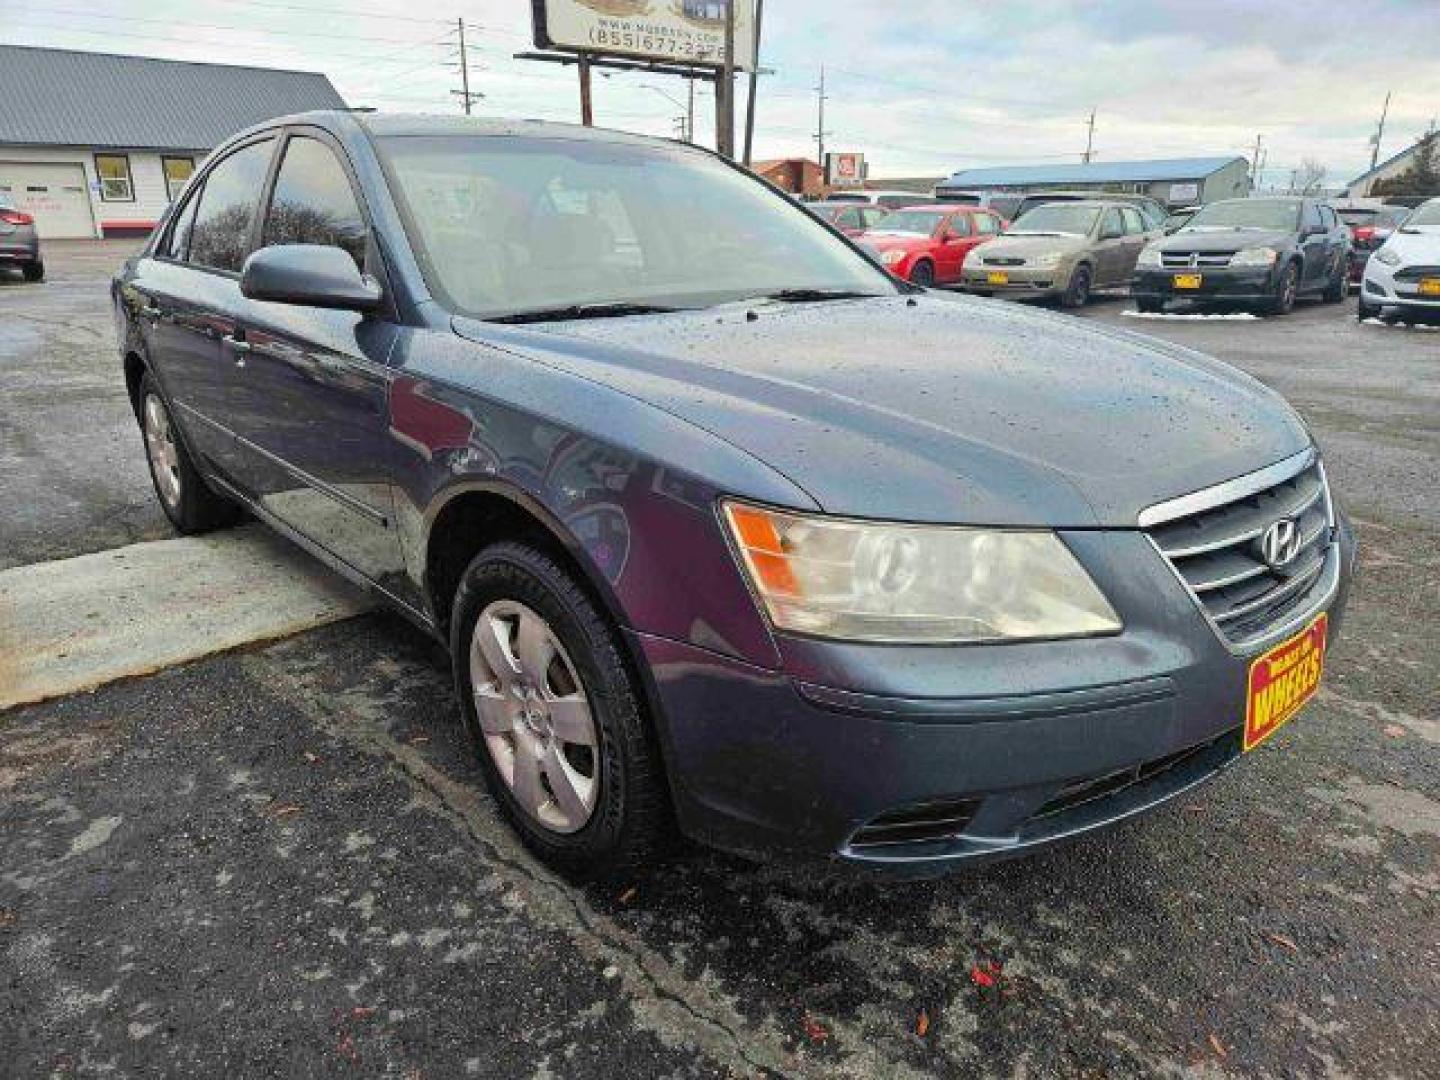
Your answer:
261;136;368;270
1121;207;1146;234
1102;208;1125;236
973;213;1000;235
947;214;972;237
188;138;276;272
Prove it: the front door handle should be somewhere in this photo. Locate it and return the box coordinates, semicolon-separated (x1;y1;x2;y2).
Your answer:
222;334;252;367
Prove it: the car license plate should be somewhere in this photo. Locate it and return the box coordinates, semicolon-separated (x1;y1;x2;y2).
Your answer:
1418;277;1440;296
987;271;1009;286
1243;612;1328;752
1173;273;1203;290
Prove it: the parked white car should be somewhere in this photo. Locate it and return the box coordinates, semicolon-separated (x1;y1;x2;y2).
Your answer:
1358;198;1440;322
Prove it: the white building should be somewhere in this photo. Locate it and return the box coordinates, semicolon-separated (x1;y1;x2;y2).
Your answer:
0;45;344;239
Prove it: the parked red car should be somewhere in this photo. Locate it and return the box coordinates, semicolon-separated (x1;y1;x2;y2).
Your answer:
806;201;892;238
858;205;1006;286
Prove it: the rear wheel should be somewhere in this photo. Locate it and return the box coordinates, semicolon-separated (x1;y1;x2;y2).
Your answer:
138;372;239;533
1322;259;1346;303
1356;294;1380;322
22;261;43;283
909;260;935;288
452;541;671;880
1059;264;1092;309
1262;262;1299;316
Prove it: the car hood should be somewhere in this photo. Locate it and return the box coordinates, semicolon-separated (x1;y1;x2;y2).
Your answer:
1377;229;1440;264
453;294;1309;527
1163;227;1294;253
857;232;932;252
973;233;1089;258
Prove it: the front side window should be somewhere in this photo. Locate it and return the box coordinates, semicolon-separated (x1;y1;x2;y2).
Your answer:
261;136;368;269
1011;204;1102;236
1101;208;1125;237
95;154;134;202
163;184;203;260
162;156;195;202
946;214;971;237
188;138;275;273
380;136;895;319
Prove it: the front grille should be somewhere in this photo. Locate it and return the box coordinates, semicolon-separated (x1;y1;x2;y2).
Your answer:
1394;264;1440;282
849;797;981;850
1160;251;1234;268
983;255;1026;266
1145;457;1334;647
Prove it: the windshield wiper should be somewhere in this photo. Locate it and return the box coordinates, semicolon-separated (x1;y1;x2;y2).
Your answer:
746;288;889;303
487;301;682;325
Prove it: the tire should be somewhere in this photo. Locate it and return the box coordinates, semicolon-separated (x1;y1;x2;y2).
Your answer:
22;261;44;283
1263;261;1299;316
1356;295;1379;322
138;372;239;533
451;541;671;880
909;260;935;287
1322;260;1346;303
1135;297;1165;314
1059;264;1092;309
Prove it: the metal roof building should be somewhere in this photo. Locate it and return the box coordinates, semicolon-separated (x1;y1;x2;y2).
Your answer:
0;45;346;239
937;156;1252;207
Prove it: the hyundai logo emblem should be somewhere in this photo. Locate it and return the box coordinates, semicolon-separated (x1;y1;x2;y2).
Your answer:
1259;518;1302;570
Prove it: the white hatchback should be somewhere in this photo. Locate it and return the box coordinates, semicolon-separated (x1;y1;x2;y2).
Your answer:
1359;198;1440;321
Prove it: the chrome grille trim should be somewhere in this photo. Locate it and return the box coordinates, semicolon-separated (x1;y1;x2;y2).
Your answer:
1141;451;1338;652
1160;251;1234;268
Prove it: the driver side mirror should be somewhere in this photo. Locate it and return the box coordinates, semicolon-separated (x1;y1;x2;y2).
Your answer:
240;244;382;312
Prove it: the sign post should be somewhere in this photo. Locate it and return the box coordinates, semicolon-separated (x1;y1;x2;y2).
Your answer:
578;53;594;126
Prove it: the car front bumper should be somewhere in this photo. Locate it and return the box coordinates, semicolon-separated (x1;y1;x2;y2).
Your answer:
634;517;1356;872
1361;260;1440;310
959;263;1066;297
1131;264;1279;303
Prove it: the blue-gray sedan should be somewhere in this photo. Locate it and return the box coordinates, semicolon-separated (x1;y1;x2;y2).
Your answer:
113;112;1355;878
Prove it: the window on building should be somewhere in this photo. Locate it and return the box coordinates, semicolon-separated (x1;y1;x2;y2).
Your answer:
95;154;134;202
260;136;368;270
162;157;196;202
188;138;276;273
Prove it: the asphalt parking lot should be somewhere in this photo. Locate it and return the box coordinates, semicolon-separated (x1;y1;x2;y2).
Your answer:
2;243;1437;1078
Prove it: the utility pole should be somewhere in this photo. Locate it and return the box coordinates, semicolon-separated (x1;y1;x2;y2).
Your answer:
1082;108;1096;163
715;0;736;157
742;0;764;167
814;64;830;172
1369;91;1392;172
450;18;483;115
1249;133;1264;190
577;54;594;127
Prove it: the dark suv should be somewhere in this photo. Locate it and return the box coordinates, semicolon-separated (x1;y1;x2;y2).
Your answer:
113;113;1354;878
1132;196;1349;315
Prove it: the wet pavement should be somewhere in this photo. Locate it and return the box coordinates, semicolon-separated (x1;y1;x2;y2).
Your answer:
2;247;1437;1077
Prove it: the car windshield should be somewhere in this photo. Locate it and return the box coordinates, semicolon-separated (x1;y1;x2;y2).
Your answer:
1336;208;1376;226
1008;204;1100;236
871;210;945;235
1401;202;1440;230
379;136;896;319
1186;199;1301;231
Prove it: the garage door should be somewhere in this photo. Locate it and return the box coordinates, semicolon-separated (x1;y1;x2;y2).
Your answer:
0;162;95;239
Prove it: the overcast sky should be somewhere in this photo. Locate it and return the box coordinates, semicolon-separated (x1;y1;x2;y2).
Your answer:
5;0;1439;185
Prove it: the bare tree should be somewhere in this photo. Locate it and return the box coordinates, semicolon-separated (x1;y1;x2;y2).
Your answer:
1294;157;1328;194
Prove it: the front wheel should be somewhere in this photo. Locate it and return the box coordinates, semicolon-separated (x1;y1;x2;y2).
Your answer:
22;261;44;283
138;372;239;533
452;542;671;880
909;261;935;288
1059;264;1092;308
1263;262;1299;316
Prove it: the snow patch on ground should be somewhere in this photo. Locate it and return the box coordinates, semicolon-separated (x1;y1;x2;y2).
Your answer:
1123;310;1260;321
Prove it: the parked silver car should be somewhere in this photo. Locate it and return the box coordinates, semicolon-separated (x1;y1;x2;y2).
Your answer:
960;199;1160;307
0;192;44;282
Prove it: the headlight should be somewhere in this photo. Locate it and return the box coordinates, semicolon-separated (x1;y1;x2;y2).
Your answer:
879;249;908;266
1137;244;1162;267
1375;247;1402;266
1231;246;1278;267
721;502;1122;644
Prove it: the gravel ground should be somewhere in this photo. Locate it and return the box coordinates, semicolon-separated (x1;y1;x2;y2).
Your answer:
2;246;1437;1078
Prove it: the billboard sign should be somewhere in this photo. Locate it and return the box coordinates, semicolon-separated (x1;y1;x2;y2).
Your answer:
825;152;866;188
532;1;755;70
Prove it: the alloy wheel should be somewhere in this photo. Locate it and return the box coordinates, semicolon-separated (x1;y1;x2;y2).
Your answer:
468;600;600;834
143;393;183;509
